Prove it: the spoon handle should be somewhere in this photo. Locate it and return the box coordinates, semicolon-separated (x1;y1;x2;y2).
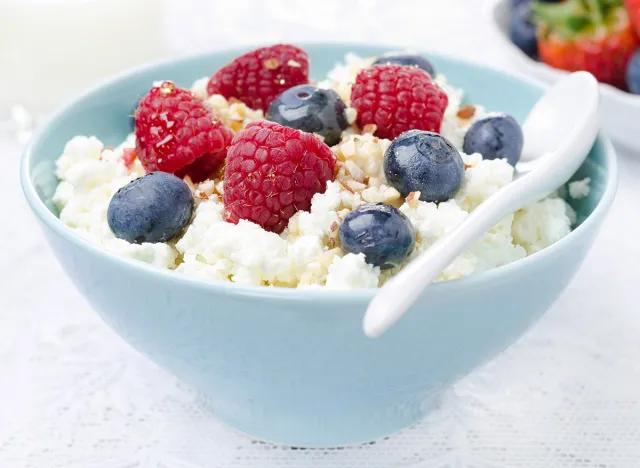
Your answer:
363;180;528;338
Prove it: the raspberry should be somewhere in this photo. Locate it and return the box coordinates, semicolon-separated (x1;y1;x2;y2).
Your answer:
207;44;310;113
223;121;336;234
350;65;448;140
135;81;234;182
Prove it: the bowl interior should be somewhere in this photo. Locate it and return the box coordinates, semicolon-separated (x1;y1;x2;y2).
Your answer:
26;43;608;227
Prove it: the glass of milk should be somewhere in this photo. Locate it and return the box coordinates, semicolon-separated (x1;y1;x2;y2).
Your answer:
0;0;168;120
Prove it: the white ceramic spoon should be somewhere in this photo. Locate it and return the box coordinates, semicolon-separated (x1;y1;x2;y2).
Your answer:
363;71;600;338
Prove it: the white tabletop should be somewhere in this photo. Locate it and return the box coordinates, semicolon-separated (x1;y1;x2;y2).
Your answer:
2;1;640;467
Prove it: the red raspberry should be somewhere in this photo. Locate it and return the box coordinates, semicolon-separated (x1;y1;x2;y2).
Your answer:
351;64;448;140
223;121;336;234
135;81;234;182
207;44;309;113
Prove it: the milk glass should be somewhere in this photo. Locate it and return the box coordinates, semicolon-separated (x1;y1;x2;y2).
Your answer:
0;0;167;114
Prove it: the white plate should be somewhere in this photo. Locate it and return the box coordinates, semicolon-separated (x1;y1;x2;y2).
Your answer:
484;0;640;150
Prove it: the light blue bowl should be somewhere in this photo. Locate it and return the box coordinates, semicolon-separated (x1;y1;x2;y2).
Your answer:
21;44;617;447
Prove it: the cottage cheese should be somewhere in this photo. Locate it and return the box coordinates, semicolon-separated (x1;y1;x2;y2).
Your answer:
568;177;591;200
53;135;178;268
52;53;579;289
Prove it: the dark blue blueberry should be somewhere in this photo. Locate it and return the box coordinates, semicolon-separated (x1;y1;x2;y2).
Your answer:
384;130;464;203
339;203;415;270
626;50;640;94
463;114;524;166
372;52;435;77
266;84;348;146
510;2;538;58
107;171;193;244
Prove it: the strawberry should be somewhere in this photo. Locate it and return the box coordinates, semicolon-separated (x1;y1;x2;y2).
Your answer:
533;0;640;89
624;0;640;36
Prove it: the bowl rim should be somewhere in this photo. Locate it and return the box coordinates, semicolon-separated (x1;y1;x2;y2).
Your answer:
483;0;640;108
20;42;619;303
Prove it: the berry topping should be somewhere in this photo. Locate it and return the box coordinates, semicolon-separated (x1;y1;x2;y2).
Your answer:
510;2;538;58
372;52;436;77
351;64;448;140
533;0;639;89
384;130;464;203
107;172;194;244
463;114;524;166
223;121;336;234
339;203;415;270
266;84;348;146
624;0;640;37
626;49;640;94
207;44;310;113
135;81;234;181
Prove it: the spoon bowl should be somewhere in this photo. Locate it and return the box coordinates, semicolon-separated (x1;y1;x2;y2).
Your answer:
364;72;600;338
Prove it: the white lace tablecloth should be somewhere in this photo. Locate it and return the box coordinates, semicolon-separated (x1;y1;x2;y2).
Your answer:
2;1;640;466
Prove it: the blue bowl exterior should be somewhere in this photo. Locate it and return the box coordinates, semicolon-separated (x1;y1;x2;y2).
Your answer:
21;44;618;447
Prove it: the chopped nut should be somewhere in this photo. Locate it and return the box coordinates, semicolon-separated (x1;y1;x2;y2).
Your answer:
345;160;365;182
361;187;381;203
337;209;351;219
340;139;357;157
264;58;280;70
362;124;377;134
368;177;382;188
346;180;366;192
457;104;476;120
339;179;355;194
215;180;224;195
383;187;401;203
196;179;216;197
405;191;421;208
345;107;358;125
159;81;176;95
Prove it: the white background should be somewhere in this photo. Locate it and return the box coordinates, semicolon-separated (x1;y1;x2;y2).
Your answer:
1;1;640;467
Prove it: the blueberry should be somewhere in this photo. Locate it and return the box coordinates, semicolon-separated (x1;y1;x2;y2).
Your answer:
510;2;538;58
384;130;464;203
266;84;348;146
463;114;524;166
339;203;415;270
626;50;640;94
107;172;193;244
372;52;435;77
